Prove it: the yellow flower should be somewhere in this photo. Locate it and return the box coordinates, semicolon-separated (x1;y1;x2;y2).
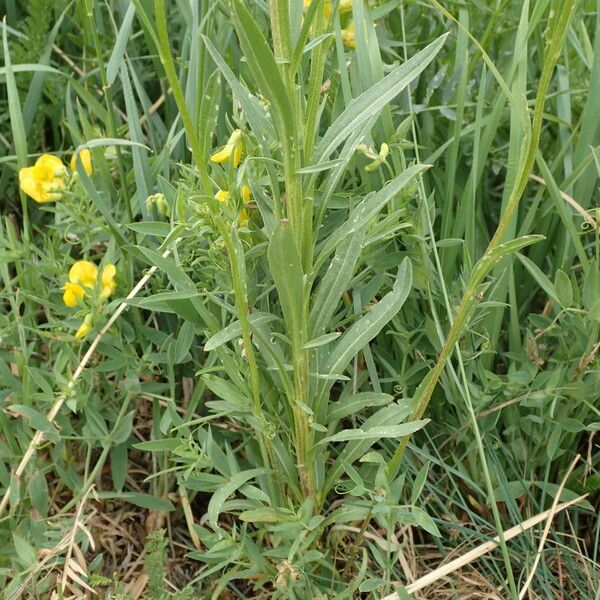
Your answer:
69;260;98;289
64;260;117;306
239;209;250;227
210;129;243;168
19;154;67;203
339;0;352;12
215;189;230;203
75;314;93;339
341;22;356;48
100;264;117;299
63;282;85;307
70;149;93;175
242;185;251;203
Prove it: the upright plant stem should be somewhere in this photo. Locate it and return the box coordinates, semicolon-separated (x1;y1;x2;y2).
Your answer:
269;0;316;501
219;223;280;504
388;0;578;523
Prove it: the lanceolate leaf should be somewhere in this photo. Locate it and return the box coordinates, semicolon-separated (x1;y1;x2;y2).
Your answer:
320;258;412;387
316;164;429;266
313;33;448;164
310;227;367;336
207;468;265;528
268;220;305;348
230;0;294;137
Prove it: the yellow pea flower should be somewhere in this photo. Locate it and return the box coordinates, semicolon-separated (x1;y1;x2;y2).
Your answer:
341;22;356;48
69;260;98;289
210;129;243;168
100;263;117;299
215;189;230;203
242;185;251;203
239;209;250;227
19;154;68;203
63;282;85;307
64;260;117;306
70;149;93;176
75;314;93;339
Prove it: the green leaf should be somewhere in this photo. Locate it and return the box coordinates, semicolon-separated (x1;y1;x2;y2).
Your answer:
583;259;600;313
110;411;135;445
207;469;265;528
202;36;275;141
12;534;36;568
107;3;136;85
268;220;305;348
516;253;559;304
411;462;430;504
302;332;342;349
319;420;428;444
555;269;573;308
126;221;172;236
327;392;393;423
239;507;290;523
230;0;294;136
411;506;441;537
310;227;366;335
313;33;448;163
134;438;182;452
204;312;278;352
111;443;128;493
473;235;545;282
174;321;196;363
7;404;60;442
324;404;414;495
321;258;412;383
97;492;175;511
317;165;428;265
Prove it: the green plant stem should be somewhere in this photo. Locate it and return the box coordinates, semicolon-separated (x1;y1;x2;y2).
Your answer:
219;222;280;504
269;1;316;502
389;0;577;473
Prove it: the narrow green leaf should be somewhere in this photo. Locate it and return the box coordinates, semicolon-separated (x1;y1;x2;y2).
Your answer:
310;227;366;335
107;3;136;85
207;469;265;528
327;392;393;423
230;0;294;136
322;258;412;382
313;33;448;163
268;220;305;348
319;420;428;444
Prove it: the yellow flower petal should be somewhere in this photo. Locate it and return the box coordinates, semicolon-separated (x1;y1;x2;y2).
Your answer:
239;208;249;227
70;149;93;175
19;154;67;203
215;190;230;203
232;141;243;168
100;263;117;299
242;185;251;203
75;314;93;339
69;260;98;288
210;148;231;164
19;167;45;203
63;282;85;307
210;130;243;166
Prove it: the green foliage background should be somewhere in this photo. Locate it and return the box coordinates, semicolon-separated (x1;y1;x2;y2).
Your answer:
0;0;599;598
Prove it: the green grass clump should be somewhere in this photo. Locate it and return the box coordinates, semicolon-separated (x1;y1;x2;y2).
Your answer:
0;0;599;599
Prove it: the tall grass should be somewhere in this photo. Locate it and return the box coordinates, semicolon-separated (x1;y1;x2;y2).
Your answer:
0;0;598;598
